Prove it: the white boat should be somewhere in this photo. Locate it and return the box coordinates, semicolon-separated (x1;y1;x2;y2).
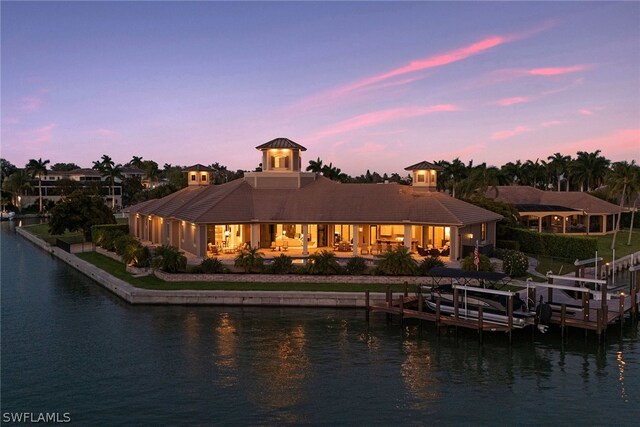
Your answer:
424;285;537;329
0;211;16;220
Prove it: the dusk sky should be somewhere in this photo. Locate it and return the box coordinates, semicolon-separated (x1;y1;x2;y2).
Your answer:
2;1;639;175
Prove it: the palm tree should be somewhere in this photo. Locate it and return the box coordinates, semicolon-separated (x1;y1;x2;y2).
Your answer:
26;158;50;213
234;247;264;273
377;246;417;275
607;160;639;249
572;150;610;192
92;154;123;210
547;153;571;192
307;250;342;275
128;155;144;169
306;157;324;173
458;163;501;198
1;169;32;211
500;160;523;186
143;160;160;187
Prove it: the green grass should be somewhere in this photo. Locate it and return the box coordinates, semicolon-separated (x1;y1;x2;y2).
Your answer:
76;252;413;292
533;228;640;276
22;223;85;245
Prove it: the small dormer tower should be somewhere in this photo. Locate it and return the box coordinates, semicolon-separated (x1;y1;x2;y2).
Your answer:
244;138;316;189
404;161;442;192
256;137;306;172
184;164;213;186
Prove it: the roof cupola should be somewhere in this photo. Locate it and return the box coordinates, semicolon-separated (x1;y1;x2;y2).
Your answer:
404;161;442;192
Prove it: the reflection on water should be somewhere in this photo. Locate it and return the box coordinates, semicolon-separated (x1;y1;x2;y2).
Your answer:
214;313;238;387
401;341;439;408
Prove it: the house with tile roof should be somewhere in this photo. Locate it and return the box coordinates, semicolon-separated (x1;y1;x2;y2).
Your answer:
485;186;621;235
127;138;503;260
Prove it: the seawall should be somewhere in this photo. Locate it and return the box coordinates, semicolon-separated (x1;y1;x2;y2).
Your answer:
15;227;387;307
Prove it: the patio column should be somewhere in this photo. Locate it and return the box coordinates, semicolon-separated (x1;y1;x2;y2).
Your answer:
352;224;359;256
602;215;607;233
403;223;411;250
450;226;458;260
196;225;206;257
562;216;566;234
302;223;309;256
538;216;542;233
250;222;259;249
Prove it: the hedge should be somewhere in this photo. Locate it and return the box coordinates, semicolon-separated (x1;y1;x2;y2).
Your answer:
502;227;598;260
91;224;129;243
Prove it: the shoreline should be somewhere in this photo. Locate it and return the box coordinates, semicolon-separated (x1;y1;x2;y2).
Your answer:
15;226;387;307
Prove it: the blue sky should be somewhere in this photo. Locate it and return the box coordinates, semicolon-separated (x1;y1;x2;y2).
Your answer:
2;1;638;175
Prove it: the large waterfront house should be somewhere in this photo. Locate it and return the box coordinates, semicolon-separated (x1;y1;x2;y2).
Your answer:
127;138;503;260
485;186;621;235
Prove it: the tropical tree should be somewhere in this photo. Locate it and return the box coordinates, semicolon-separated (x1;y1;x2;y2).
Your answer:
50;162;80;171
547;153;571;192
152;245;187;273
306;157;324;173
26;157;50;213
500;160;523;186
438;158;467;197
571;150;610;192
92;154;123;210
307;250;342;275
142;160;160;187
607;160;639;249
234;247;264;273
48;190;116;240
458;163;501;198
376;246;417;275
128;155;145;169
1;158;17;181
1;169;32;210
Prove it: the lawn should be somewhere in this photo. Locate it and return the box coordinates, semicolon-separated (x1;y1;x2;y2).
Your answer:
76;252;413;293
22;223;85;245
22;217;128;245
534;228;640;276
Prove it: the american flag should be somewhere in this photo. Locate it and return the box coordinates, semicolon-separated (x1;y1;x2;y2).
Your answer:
473;241;479;270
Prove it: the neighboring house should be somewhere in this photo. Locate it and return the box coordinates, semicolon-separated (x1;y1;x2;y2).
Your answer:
485;186;621;235
126;138;502;260
21;167;146;210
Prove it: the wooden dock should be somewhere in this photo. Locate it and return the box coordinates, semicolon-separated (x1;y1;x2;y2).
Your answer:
366;268;639;342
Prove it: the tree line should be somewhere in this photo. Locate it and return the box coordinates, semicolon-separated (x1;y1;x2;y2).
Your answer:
1;149;637;215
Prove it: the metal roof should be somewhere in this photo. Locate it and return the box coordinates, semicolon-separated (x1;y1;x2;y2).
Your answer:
404;161;443;171
255;138;307;151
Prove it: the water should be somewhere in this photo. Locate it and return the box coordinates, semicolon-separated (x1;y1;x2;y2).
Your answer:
2;220;639;425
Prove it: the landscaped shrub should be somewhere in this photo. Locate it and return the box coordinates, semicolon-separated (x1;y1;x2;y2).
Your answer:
417;256;445;275
270;254;294;274
234;248;264;273
92;224;129;245
497;240;520;251
307;250;342;275
200;257;224;274
153;245;187;273
99;229;126;251
376;246;417;276
502;226;597;260
502;250;529;277
345;256;368;275
461;253;493;272
113;234;139;256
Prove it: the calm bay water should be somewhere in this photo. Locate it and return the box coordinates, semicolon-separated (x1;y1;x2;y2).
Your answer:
1;220;639;425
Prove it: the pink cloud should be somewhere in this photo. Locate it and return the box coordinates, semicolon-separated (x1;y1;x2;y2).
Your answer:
541;120;562;127
528;65;590;76
308;104;460;141
17;123;55;146
496;96;529;106
19;97;43;112
579;108;594;116
350;142;387;154
491;125;532;140
558;129;640;160
95;128;115;136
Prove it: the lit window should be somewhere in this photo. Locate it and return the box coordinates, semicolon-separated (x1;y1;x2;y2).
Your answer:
201;173;207;181
191;174;196;181
416;173;425;183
